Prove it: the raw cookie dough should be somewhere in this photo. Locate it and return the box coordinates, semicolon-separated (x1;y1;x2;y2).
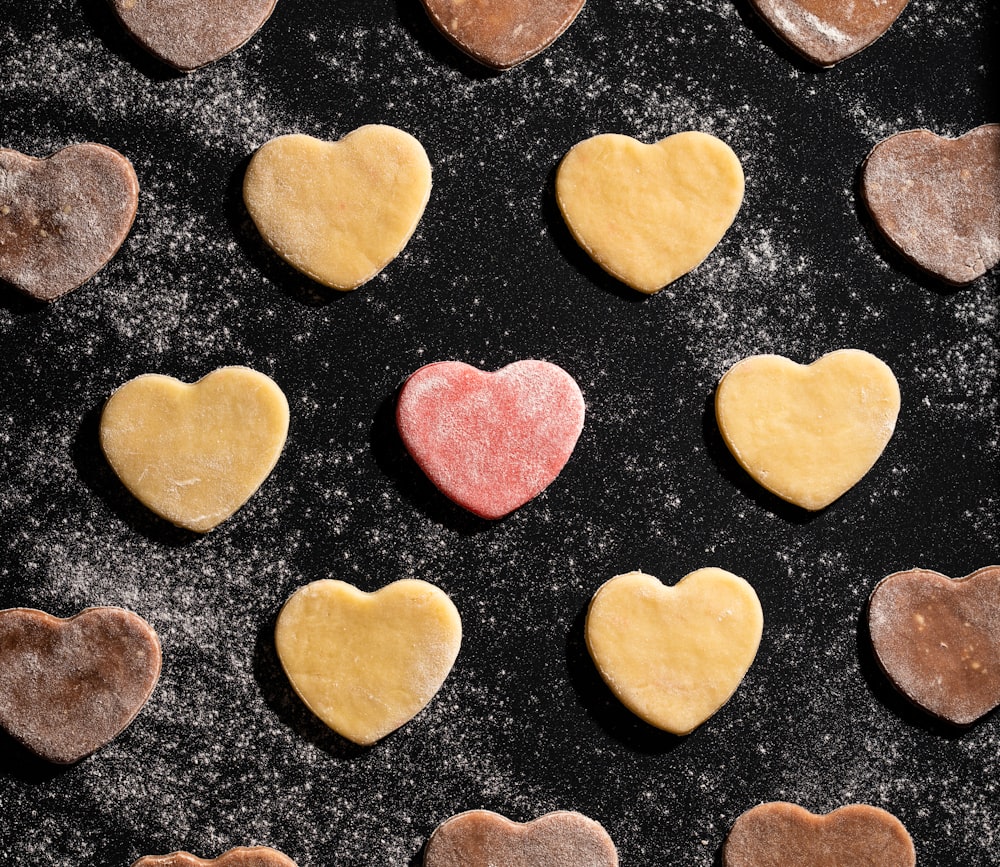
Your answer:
0;143;138;301
861;124;1000;285
396;360;585;519
133;848;296;867
420;0;586;70
274;579;462;746
424;810;619;867
724;802;915;867
585;569;763;735
110;0;278;71
749;0;910;66
556;131;744;294
243;127;432;290
715;349;900;511
100;366;289;533
0;607;161;764
869;566;1000;726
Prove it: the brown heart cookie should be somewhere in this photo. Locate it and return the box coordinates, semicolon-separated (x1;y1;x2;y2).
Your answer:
133;848;297;867
869;566;1000;726
861;124;1000;285
748;0;909;66
424;810;618;867
420;0;586;70
110;0;278;72
0;607;161;764
724;802;915;867
0;143;138;301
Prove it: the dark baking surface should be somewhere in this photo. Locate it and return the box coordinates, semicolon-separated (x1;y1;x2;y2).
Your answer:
1;1;997;865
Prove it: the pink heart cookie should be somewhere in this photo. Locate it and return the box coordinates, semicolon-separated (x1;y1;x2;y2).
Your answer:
396;360;585;519
133;848;297;867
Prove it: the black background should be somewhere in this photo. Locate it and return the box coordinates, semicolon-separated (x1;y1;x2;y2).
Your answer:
0;1;997;865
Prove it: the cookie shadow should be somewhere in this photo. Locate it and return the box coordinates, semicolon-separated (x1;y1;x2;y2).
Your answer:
392;0;504;80
565;602;684;754
729;0;829;74
700;390;819;526
369;389;497;535
408;842;426;867
224;155;343;307
855;603;979;739
0;282;48;316
0;729;73;784
71;403;202;547
251;616;369;760
78;0;182;81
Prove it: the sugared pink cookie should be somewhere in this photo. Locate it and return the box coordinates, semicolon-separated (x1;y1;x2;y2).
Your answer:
869;566;1000;726
396;360;585;519
0;143;138;301
133;848;296;867
724;802;915;867
424;810;618;867
0;607;161;764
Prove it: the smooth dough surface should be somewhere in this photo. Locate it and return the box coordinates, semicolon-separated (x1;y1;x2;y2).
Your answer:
556;131;744;293
100;366;289;533
715;349;900;511
243;127;432;290
274;579;462;746
585;569;763;735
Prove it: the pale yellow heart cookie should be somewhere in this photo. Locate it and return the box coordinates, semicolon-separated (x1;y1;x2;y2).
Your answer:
243;126;432;290
586;569;762;735
715;349;900;511
100;366;289;533
274;579;462;746
556;131;744;293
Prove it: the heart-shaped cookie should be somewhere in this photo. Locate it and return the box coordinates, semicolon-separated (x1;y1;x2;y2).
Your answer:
424;810;618;867
0;143;138;301
869;566;1000;726
244;127;432;291
715;349;900;511
420;0;586;70
275;579;462;746
724;802;915;867
133;848;296;867
0;607;161;764
585;569;763;735
100;366;289;533
748;0;910;66
556;131;744;294
396;360;585;519
110;0;278;72
862;124;1000;286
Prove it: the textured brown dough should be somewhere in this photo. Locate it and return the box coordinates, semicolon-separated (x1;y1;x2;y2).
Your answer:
133;848;297;867
110;0;278;71
724;802;915;867
869;566;1000;726
0;607;161;764
0;143;138;301
420;0;586;69
424;810;619;867
749;0;910;66
861;124;1000;285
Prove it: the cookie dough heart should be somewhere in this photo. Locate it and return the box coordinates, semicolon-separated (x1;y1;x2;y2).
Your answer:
862;124;1000;286
556;131;744;294
585;569;763;735
275;579;462;746
420;0;586;70
724;802;915;867
0;143;138;301
0;607;161;764
715;349;900;511
133;848;296;867
396;360;585;519
100;366;289;533
869;566;1000;726
748;0;910;66
110;0;278;72
424;810;619;867
243;127;432;291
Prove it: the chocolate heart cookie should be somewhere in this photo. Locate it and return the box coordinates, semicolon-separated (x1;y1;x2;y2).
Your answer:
133;848;297;867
